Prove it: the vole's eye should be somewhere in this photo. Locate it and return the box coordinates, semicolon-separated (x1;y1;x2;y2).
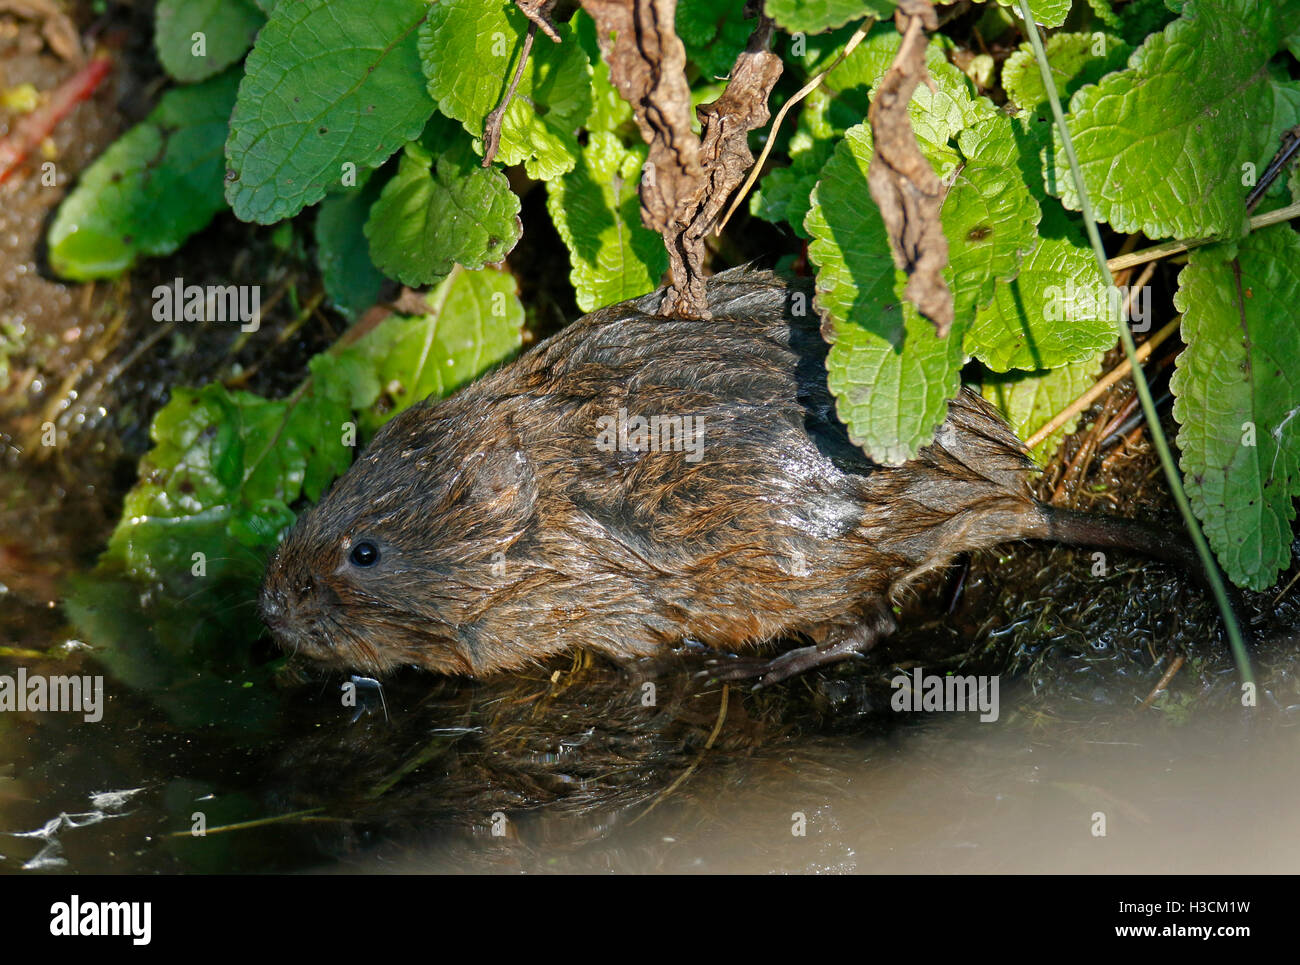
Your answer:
349;541;380;567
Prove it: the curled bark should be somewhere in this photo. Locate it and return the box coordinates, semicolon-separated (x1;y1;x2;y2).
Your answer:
867;0;953;336
582;1;780;318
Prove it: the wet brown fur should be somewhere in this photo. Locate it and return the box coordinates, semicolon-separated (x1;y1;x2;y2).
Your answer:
260;269;1059;680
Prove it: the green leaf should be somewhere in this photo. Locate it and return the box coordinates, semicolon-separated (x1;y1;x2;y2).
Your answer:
363;130;522;288
1170;226;1300;590
806;124;925;345
818;21;953;94
948;118;1043;320
105;380;352;585
1117;0;1177;45
936;0;1070;29
315;173;387;321
225;0;434;224
420;0;591;179
574;10;632;133
984;352;1107;464
997;0;1072;29
753;55;988;240
48;70;240;280
767;0;897;34
66;375;331;730
155;0;264;82
1002;32;1132;114
1050;0;1300;240
806;110;1040;462
805;114;966;465
1083;0;1122;29
677;0;759;78
315;265;526;434
967;235;1116;372
1004;31;1133;207
546;132;668;311
909;60;998;147
822;303;969;467
751;30;961;238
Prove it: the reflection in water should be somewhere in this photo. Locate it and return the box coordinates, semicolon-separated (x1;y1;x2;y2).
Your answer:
312;681;1300;874
4;632;1298;874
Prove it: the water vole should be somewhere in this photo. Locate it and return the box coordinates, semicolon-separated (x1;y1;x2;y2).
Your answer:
259;268;1220;685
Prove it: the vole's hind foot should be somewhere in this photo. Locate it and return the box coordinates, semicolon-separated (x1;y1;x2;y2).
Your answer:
705;643;865;688
703;603;896;687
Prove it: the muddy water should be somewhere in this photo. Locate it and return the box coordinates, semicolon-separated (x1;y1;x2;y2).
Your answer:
351;707;1300;875
2;480;1298;877
2;639;1298;874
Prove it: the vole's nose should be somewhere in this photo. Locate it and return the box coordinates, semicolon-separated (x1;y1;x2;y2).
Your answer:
258;583;289;631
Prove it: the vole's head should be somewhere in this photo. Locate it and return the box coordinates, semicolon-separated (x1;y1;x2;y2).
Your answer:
258;401;539;678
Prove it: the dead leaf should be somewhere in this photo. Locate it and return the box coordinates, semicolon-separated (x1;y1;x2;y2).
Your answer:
0;0;84;63
582;1;780;318
659;18;781;316
867;0;953;336
513;0;561;43
583;0;700;233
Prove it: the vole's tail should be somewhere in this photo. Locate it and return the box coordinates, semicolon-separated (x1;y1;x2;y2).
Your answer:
1037;502;1252;639
1040;504;1200;577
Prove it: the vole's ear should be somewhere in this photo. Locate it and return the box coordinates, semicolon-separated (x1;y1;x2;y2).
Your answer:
464;415;537;516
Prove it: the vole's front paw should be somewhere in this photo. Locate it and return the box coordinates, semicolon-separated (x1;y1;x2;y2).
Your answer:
699;653;776;687
345;674;388;723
